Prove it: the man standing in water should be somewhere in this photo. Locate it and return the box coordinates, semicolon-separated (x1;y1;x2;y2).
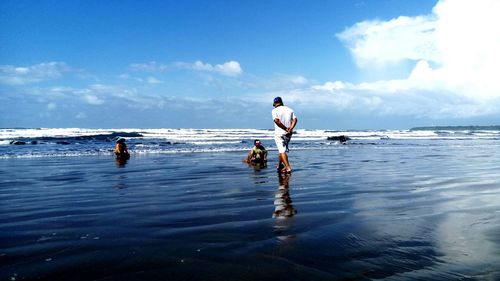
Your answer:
272;97;297;173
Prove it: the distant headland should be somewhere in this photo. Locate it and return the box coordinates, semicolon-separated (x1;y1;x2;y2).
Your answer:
410;125;500;131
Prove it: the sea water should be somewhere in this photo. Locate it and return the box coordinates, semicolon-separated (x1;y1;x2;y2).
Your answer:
1;127;500;158
1;128;499;280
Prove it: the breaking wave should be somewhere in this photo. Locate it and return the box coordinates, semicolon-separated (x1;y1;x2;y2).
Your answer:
1;128;499;158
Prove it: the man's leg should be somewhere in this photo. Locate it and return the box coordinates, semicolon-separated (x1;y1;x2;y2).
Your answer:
281;135;291;172
280;152;292;172
275;135;292;172
275;135;284;171
277;153;284;171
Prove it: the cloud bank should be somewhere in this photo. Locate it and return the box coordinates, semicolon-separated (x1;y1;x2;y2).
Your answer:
181;60;243;77
0;62;70;85
130;60;243;77
316;0;500;119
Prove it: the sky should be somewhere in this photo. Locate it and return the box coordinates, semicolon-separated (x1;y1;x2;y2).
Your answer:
1;0;499;130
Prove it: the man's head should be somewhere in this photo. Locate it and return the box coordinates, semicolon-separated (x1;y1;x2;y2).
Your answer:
254;139;262;146
273;96;283;107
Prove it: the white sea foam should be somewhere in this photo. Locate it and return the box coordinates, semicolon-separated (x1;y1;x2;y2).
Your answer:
2;128;500;144
132;147;249;155
1;127;499;142
1;128;499;158
0;128;116;139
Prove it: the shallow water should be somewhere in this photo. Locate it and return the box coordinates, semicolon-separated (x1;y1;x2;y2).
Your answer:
1;140;500;280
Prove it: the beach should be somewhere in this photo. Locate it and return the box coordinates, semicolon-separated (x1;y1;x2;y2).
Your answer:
4;0;500;279
1;136;500;280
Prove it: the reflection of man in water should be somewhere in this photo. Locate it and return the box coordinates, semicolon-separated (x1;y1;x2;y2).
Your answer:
273;173;297;218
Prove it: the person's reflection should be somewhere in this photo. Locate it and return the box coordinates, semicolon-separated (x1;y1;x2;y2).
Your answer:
114;156;128;187
115;156;129;167
114;174;128;189
273;173;297;218
245;160;267;172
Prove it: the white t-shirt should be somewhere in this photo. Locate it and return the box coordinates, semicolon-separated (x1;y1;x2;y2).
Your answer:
272;105;296;136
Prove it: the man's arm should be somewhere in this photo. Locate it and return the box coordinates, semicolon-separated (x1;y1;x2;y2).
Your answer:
274;118;288;131
288;117;297;131
286;117;298;135
244;149;253;163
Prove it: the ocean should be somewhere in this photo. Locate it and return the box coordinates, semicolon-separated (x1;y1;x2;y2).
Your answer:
1;128;499;280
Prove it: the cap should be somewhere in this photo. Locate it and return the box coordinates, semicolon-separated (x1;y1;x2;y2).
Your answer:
273;96;283;104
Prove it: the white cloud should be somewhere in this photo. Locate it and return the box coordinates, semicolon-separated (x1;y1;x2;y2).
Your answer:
130;60;243;77
36;83;168;110
83;94;104;105
214;61;243;77
147;76;163;84
327;0;500;119
47;102;57;110
0;62;70;85
307;77;500;119
190;61;214;72
280;75;308;86
337;15;439;68
241;74;311;92
312;81;348;91
129;61;169;72
75;112;87;119
177;60;243;77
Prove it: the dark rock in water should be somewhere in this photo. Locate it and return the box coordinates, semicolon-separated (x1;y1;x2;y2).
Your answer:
109;132;143;139
10;140;26;145
56;141;71;145
118;132;143;137
30;141;39;145
37;132;145;143
327;135;350;144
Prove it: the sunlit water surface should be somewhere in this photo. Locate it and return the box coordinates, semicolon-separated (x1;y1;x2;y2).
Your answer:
1;139;499;280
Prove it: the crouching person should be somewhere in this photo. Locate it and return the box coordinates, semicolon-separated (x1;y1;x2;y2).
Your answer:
244;139;267;166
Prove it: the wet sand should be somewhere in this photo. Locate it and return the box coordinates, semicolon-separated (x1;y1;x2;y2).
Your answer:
1;145;500;280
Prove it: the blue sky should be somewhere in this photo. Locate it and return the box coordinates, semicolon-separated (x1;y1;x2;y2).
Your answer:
1;0;499;129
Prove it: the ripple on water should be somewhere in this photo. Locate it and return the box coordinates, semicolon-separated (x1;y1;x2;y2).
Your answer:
1;146;499;280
